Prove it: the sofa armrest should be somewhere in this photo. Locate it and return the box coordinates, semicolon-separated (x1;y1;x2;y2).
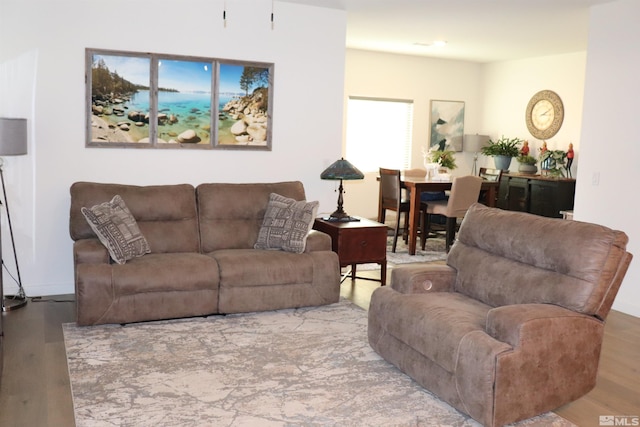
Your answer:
486;303;605;425
486;303;600;348
304;230;332;252
390;264;456;294
74;239;110;265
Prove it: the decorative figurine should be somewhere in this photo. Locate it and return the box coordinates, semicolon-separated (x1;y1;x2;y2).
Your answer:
520;140;530;156
539;140;548;154
566;143;574;178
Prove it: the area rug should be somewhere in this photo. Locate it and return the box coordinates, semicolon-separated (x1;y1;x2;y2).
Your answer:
64;300;574;427
355;235;447;271
387;235;447;264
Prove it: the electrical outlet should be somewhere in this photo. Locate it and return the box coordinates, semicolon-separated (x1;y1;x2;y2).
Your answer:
592;172;600;186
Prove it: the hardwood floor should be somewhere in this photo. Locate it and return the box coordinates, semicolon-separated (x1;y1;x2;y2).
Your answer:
0;295;76;427
1;274;638;427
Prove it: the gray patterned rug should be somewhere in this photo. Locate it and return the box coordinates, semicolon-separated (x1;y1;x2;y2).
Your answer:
355;236;448;271
63;300;574;427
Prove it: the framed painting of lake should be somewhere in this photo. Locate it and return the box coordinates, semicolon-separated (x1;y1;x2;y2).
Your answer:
85;48;273;150
156;57;213;146
429;100;465;152
87;51;153;146
216;61;273;150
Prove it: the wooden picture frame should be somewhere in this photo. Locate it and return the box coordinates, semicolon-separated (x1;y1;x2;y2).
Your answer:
86;48;273;150
429;100;465;152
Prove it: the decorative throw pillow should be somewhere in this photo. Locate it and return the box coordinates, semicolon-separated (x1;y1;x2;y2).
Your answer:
254;193;319;254
81;195;151;264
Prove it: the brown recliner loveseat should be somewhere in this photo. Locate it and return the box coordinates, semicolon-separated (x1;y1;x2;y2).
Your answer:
69;181;340;326
368;203;632;427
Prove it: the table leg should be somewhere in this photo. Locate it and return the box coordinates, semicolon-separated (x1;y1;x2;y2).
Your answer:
408;186;421;255
486;185;497;207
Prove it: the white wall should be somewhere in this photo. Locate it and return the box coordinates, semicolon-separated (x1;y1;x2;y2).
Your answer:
482;52;587;171
573;0;640;317
343;49;483;220
0;0;347;296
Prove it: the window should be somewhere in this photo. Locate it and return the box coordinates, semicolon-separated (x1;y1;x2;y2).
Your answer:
345;97;413;173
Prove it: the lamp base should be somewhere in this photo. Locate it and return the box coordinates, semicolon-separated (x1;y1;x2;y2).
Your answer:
323;215;361;222
2;295;27;311
324;207;361;222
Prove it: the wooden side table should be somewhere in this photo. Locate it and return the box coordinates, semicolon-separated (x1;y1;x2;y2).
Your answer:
313;216;387;286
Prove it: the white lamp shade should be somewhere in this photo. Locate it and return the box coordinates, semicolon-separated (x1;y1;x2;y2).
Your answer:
0;118;28;156
463;134;489;153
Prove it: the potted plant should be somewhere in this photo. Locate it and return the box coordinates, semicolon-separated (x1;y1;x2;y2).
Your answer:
540;149;567;178
516;154;537;174
480;136;523;170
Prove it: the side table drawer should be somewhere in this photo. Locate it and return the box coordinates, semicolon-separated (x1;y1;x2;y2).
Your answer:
338;228;386;265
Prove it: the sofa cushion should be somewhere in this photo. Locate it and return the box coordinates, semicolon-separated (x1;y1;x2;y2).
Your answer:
197;182;306;252
448;203;630;317
71;182;200;254
81;195;151;264
111;253;219;295
211;248;316;287
254;193;319;254
372;289;493;373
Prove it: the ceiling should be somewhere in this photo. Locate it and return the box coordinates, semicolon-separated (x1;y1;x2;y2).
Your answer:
281;0;617;63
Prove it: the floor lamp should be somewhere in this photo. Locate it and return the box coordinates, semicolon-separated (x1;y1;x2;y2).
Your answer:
463;134;490;176
0;118;28;311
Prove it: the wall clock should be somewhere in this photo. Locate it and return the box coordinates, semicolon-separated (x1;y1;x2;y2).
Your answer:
525;90;564;139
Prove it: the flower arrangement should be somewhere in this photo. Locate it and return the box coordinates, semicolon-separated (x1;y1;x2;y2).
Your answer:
422;146;457;170
430;150;457;169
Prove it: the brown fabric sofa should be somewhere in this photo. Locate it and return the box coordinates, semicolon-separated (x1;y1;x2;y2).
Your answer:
368;203;632;427
69;181;340;326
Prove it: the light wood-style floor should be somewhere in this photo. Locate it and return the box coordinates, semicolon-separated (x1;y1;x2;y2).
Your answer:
1;272;638;427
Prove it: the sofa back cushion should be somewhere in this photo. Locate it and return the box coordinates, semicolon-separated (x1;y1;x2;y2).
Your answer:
447;203;631;319
70;182;200;254
196;181;306;252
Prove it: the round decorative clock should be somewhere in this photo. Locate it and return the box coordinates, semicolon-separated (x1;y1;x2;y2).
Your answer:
525;90;564;139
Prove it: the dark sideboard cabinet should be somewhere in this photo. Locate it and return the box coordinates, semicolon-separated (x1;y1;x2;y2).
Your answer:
497;174;576;218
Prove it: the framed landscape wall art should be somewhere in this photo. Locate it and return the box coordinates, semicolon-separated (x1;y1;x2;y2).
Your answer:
86;48;274;150
429;100;465;152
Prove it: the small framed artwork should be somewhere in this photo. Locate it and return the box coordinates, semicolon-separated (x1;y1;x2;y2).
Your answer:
429;100;465;152
86;48;273;150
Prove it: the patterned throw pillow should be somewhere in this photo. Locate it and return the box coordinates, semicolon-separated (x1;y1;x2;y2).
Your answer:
254;193;319;254
81;195;151;264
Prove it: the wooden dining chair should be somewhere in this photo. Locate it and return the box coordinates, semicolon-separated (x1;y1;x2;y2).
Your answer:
402;168;427;177
401;168;426;201
478;167;504;182
423;175;483;252
478;167;504;205
378;168;428;253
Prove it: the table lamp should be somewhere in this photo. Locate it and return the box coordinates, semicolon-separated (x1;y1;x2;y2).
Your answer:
463;134;490;175
320;158;364;221
0;118;28;311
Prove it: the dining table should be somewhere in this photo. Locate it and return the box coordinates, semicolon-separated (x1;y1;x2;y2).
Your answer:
401;176;499;255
